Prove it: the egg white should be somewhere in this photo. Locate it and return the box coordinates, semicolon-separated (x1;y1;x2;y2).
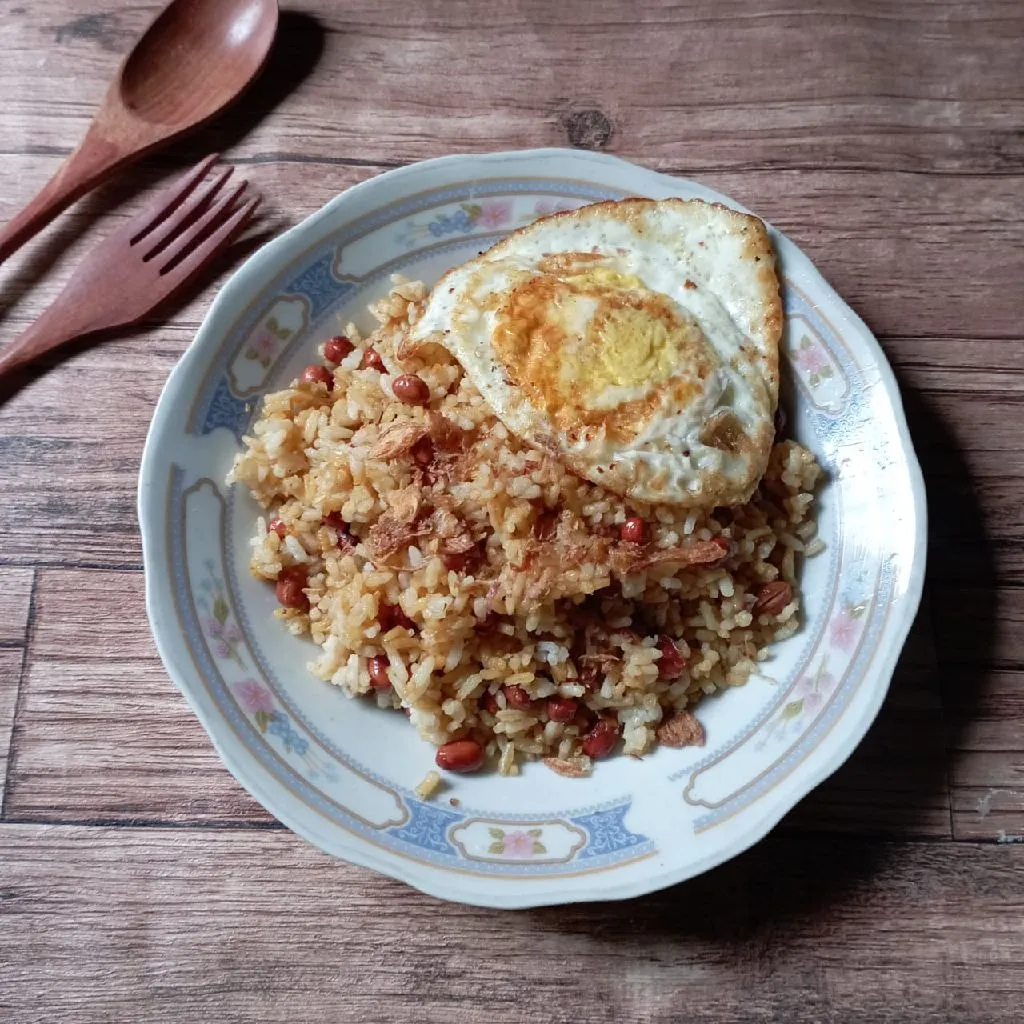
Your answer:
408;198;781;508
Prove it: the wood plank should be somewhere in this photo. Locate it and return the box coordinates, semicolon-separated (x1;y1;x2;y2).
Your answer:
4;569;274;825
0;650;26;813
933;588;1024;840
951;671;1024;751
0;568;33;812
884;337;1024;397
3;403;1016;579
909;391;1024;482
4;162;1021;362
1;0;1023;178
951;753;1024;843
2;824;1024;1022
927;476;1023;586
0;566;33;646
0;333;174;569
932;586;1024;669
947;667;1024;841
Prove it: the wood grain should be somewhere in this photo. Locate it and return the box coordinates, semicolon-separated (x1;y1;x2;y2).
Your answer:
1;0;1023;1015
3;824;1024;1023
2;0;1024;177
0;650;25;813
951;751;1024;843
933;587;1024;669
0;568;33;812
3;157;1024;342
4;569;274;825
0;567;33;645
931;586;1024;840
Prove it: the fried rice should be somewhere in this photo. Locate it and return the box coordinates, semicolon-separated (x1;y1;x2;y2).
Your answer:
228;277;823;777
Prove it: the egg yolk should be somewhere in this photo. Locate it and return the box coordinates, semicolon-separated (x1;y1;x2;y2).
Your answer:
493;259;714;440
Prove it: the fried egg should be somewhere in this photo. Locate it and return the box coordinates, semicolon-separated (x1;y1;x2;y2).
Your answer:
408;198;782;508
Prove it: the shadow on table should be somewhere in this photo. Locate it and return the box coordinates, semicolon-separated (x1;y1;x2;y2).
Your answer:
174;10;326;164
532;374;996;940
0;11;325;337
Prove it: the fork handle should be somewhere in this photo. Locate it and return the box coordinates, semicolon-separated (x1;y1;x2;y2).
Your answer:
0;127;127;266
0;295;96;379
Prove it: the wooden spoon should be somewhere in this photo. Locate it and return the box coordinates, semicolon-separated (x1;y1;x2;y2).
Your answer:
0;0;278;265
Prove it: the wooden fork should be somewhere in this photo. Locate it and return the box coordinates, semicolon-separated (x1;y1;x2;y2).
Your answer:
0;155;260;379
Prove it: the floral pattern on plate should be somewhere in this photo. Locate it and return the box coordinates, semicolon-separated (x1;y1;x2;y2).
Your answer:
393;196;585;249
784;313;850;414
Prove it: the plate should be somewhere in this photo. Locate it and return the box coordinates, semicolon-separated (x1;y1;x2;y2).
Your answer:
139;149;926;908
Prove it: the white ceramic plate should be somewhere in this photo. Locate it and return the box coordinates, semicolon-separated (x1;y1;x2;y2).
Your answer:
139;149;926;908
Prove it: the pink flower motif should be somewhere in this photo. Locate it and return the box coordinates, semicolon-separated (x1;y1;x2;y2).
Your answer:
204;616;223;637
234;679;275;715
501;830;539;858
790;663;837;706
253;332;277;359
479;200;513;229
798;340;828;374
829;612;859;651
223;622;242;644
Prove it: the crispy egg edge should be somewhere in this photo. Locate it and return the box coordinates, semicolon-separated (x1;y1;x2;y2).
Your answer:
408;197;783;509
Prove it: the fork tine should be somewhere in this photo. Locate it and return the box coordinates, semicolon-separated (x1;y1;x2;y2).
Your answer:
157;180;252;272
159;194;261;282
129;154;221;245
139;164;235;260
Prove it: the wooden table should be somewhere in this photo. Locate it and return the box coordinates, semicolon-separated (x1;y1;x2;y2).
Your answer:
1;1;1022;1020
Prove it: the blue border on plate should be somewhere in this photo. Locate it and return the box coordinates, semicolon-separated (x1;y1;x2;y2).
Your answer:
161;171;901;880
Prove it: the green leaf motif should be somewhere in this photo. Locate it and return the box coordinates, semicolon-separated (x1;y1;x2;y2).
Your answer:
254;710;271;733
462;203;482;219
781;699;804;721
528;828;543;838
213;595;229;625
819;365;834;380
850;601;868;619
533;842;547;855
488;827;505;840
487;841;505;855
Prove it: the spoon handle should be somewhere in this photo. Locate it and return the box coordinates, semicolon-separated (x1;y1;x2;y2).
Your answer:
0;126;128;265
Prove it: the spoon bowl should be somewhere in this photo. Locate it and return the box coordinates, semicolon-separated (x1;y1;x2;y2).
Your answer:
0;0;279;264
120;0;279;126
